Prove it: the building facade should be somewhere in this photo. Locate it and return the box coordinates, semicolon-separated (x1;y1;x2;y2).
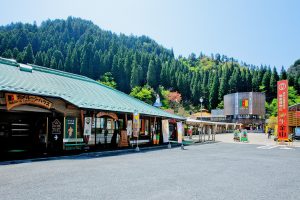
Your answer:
224;92;265;130
0;58;185;157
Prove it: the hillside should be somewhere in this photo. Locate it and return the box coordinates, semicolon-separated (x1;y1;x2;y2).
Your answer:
0;17;299;113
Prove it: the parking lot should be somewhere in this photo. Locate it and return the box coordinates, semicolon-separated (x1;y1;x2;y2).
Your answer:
1;137;300;200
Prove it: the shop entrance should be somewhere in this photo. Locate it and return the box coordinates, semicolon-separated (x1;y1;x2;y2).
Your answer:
0;110;50;154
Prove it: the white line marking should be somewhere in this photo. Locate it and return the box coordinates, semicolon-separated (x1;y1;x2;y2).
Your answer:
257;145;277;149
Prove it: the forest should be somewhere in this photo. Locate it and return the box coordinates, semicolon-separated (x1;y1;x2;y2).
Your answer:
0;17;299;117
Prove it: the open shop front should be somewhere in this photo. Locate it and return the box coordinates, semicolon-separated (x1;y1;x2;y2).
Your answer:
84;111;167;149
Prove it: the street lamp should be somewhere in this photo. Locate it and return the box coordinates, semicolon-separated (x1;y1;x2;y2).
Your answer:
199;97;203;121
199;97;204;142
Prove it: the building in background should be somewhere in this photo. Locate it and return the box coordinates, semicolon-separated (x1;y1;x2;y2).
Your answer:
211;109;226;122
189;109;211;121
288;103;300;139
224;92;266;130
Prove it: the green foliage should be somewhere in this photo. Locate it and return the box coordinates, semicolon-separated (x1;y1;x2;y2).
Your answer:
98;72;117;88
266;86;300;117
288;86;300;106
22;43;34;64
158;86;170;109
217;100;224;109
129;85;155;104
209;73;219;110
0;17;299;112
146;60;157;88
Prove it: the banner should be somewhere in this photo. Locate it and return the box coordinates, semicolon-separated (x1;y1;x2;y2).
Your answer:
92;118;101;128
84;117;92;136
64;117;77;141
145;120;149;135
277;80;288;140
162;120;169;143
177;122;183;143
133;111;139;137
127;120;132;136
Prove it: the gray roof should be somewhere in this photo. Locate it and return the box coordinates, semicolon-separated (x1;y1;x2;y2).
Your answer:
0;57;185;120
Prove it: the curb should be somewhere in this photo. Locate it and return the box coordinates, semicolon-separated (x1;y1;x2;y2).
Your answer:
0;141;218;165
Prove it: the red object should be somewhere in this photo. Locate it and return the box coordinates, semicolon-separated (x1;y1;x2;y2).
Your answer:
8;95;14;101
295;111;300;118
277;80;288;140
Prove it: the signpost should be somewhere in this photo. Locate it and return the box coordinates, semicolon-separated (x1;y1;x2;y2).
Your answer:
277;80;289;142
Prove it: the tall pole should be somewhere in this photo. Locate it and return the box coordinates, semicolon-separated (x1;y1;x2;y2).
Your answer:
200;97;204;142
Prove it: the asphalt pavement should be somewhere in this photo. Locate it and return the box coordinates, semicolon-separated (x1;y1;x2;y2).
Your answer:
0;142;300;200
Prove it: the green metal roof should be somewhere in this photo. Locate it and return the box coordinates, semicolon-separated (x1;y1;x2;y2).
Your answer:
0;58;185;120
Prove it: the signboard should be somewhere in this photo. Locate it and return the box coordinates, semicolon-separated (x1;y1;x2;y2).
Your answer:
63;138;83;143
51;119;62;134
64;117;77;141
239;99;249;109
295;128;300;137
118;130;129;147
277;80;288;141
84;117;92;136
5;93;52;110
133;111;139;137
96;112;118;120
177;122;183;143
162;119;169;143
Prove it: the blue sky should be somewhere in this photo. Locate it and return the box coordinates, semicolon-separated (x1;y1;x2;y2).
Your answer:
0;0;299;69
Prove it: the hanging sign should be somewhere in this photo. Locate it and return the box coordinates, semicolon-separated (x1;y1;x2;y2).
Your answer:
5;93;52;110
64;117;77;142
277;80;288;141
84;117;92;136
177;122;183;144
162;119;169;143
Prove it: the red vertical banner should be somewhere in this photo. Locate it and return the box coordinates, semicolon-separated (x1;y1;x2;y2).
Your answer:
277;80;288;140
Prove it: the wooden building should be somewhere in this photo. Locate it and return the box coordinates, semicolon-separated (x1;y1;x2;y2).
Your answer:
0;58;185;156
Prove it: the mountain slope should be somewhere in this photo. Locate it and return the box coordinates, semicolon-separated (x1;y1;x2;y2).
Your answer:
0;17;298;111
